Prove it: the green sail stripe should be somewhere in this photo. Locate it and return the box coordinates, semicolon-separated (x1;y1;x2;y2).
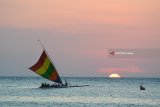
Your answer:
41;63;56;79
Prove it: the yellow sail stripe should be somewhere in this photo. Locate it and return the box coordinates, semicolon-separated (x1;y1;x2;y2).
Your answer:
36;57;51;75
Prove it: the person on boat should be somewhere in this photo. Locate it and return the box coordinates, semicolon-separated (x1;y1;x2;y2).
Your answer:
41;82;44;87
64;78;68;87
57;83;60;87
51;83;55;87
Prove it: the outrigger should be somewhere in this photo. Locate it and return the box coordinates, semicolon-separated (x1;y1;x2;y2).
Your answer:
29;40;89;88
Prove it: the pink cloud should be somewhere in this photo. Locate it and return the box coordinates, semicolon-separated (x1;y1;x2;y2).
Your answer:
99;67;143;73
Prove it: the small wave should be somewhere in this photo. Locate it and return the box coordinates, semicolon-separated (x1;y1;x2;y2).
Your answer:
0;96;159;106
0;85;17;87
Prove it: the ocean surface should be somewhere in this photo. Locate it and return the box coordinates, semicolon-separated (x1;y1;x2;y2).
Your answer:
0;77;160;107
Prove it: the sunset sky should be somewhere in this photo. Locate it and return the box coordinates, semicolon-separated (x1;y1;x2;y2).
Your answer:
0;0;160;77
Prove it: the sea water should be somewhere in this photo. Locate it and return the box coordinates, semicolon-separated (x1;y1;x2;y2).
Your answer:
0;77;160;107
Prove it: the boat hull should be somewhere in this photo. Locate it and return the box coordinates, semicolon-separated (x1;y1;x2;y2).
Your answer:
39;85;90;89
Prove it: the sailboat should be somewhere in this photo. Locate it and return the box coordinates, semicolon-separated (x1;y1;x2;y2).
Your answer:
29;41;89;88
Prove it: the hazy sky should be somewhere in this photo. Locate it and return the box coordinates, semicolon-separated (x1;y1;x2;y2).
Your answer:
0;0;160;77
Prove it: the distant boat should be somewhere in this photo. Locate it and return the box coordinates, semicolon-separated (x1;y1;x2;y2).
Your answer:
140;85;145;90
29;41;89;88
139;82;145;90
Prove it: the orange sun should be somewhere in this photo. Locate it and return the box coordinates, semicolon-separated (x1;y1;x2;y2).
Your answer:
109;73;121;78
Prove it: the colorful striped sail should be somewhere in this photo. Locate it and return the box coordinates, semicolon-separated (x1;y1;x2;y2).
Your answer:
29;50;62;84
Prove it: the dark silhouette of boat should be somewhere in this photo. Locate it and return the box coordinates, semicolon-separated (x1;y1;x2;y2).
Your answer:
29;41;89;88
140;85;145;90
39;82;90;88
